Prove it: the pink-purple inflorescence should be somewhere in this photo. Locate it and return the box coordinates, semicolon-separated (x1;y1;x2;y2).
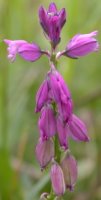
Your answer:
4;2;99;199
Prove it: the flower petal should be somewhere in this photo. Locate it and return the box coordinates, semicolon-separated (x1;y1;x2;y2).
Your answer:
61;151;78;191
39;6;48;34
48;2;57;13
65;31;99;58
56;116;68;149
51;163;66;196
36;138;54;169
4;39;27;62
59;8;66;28
38;105;56;139
4;39;42;62
35;79;49;112
18;43;42;62
38;3;67;48
68;114;90;142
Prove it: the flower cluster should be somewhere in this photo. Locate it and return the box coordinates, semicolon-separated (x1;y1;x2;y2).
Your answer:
4;2;99;199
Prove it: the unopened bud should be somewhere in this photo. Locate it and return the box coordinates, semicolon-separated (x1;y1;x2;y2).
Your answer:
39;105;56;139
50;162;65;196
36;138;54;169
61;151;77;191
35;80;49;112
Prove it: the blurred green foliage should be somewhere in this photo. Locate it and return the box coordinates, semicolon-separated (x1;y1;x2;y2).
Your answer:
0;0;101;199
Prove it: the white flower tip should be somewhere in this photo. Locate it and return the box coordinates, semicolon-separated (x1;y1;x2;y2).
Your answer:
8;54;15;62
4;39;11;45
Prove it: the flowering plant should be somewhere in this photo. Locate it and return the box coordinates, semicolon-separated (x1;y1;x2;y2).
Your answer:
4;2;99;200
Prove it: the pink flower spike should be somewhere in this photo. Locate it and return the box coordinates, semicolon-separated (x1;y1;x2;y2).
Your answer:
36;138;54;169
64;31;99;58
50;163;66;196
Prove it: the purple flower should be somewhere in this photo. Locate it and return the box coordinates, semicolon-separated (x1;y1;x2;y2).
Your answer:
4;3;99;198
64;31;99;58
48;69;72;122
61;151;77;191
35;79;49;112
39;3;66;48
68;114;90;142
56;116;68;149
48;70;62;103
4;39;42;62
38;105;56;140
50;162;66;196
48;70;71;103
58;99;72;123
36;138;54;169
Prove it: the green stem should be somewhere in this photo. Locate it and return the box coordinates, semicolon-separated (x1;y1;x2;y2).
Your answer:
1;61;8;150
54;135;61;163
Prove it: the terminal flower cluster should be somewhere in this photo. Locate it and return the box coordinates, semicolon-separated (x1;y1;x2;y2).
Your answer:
4;2;99;199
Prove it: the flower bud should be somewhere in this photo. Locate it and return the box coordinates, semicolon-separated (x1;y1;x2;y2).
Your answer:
18;42;42;61
56;116;68;149
58;99;72;123
36;138;54;169
48;70;71;103
48;70;73;122
39;3;66;48
38;105;56;139
35;80;49;112
50;163;66;196
48;70;62;103
68;114;90;142
64;31;99;58
61;151;77;191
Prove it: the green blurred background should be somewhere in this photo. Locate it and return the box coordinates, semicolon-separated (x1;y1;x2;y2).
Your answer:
0;0;101;199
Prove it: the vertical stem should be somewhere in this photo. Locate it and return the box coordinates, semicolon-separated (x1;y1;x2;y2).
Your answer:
1;63;8;150
54;135;61;163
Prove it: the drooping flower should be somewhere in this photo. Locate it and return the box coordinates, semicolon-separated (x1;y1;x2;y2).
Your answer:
39;2;66;48
36;137;54;169
48;70;71;103
48;69;72;122
68;114;90;142
50;162;66;196
35;79;49;113
64;31;99;58
38;105;56;140
4;39;42;62
56;116;68;149
58;99;72;123
61;151;77;191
